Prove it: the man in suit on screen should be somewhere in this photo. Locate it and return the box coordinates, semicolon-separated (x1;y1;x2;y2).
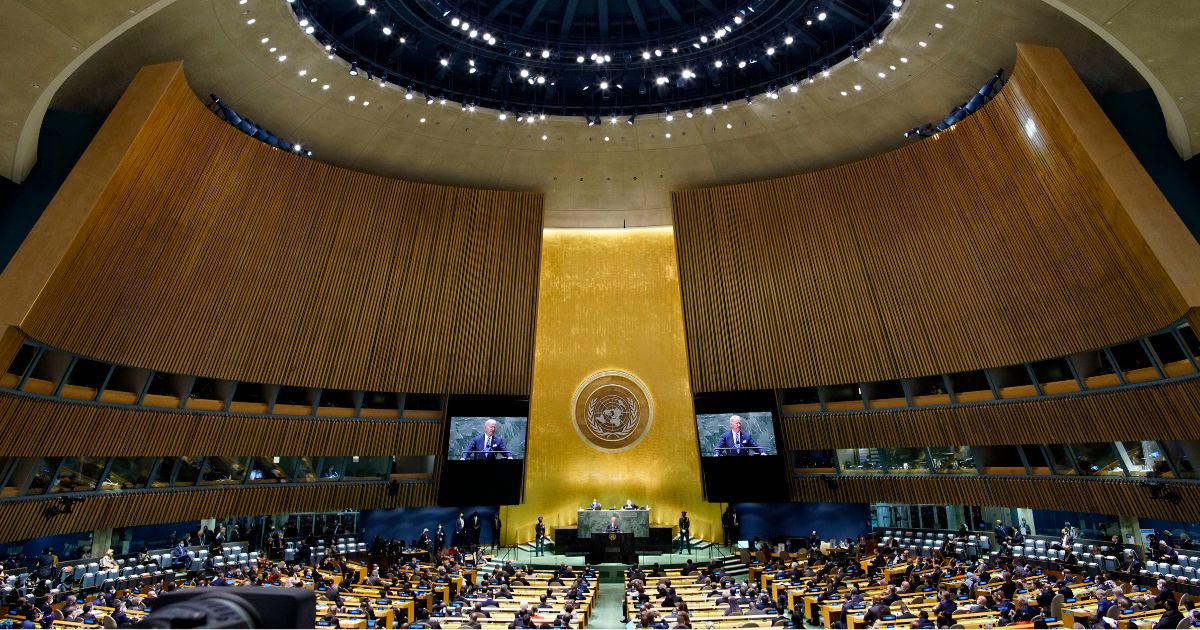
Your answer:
461;418;512;460
713;415;765;456
605;516;621;533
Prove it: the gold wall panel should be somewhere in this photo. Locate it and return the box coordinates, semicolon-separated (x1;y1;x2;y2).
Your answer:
506;228;720;544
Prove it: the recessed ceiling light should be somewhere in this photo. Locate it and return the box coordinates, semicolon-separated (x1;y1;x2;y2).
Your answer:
246;18;256;25
665;133;671;138
348;95;356;101
935;23;944;29
298;69;307;76
420;117;426;123
322;84;329;90
918;41;927;47
725;123;732;129
542;135;548;140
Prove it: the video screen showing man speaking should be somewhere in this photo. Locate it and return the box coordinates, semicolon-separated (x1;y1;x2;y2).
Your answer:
448;416;528;460
696;412;777;457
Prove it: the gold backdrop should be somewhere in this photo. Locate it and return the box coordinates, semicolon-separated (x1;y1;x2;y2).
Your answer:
505;227;720;544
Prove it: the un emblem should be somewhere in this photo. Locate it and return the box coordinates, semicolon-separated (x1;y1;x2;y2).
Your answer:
572;371;653;452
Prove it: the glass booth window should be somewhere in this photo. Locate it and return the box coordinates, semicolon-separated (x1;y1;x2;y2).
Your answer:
344;456;392;480
102;458;156;490
837;449;885;474
200;457;247;485
930;446;976;474
883;448;929;474
1072;443;1125;476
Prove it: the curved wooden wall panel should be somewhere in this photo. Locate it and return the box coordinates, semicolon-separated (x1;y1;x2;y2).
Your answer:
791;475;1200;523
0;394;441;457
673;55;1186;391
18;64;541;394
0;482;430;543
782;377;1200;450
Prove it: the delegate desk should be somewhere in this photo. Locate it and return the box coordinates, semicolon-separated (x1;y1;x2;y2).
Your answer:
577;508;650;538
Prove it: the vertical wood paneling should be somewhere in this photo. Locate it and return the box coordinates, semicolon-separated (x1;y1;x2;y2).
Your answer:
790;475;1200;523
0;394;441;457
18;67;542;395
673;58;1187;392
0;482;433;544
780;377;1200;450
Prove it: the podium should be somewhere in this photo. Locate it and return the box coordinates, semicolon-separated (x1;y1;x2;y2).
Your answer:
587;532;635;564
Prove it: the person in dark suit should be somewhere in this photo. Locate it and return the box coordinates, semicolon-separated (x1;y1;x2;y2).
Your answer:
434;524;446;553
712;415;764;456
492;513;502;549
470;513;482;548
588;499;602;510
460;419;511;460
623;499;639;509
605;517;621;533
1155;599;1184;629
535;517;547;557
454;513;467;547
678;512;692;554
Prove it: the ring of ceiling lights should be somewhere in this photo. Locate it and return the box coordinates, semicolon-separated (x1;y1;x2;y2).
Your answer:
291;0;900;118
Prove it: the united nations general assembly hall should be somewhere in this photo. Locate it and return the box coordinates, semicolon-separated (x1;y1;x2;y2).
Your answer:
1;0;1199;627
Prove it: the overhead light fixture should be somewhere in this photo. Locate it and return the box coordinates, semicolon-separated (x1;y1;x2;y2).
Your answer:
576;55;585;63
685;110;694;119
818;11;827;20
665;114;674;122
784;35;794;45
349;62;358;76
542;49;550;58
627;114;637;125
704;107;713;115
766;47;775;55
599;81;609;90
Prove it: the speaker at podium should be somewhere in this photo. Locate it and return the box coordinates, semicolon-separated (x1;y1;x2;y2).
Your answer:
587;531;635;564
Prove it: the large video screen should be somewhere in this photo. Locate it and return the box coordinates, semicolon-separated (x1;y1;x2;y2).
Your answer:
697;411;778;457
448;416;528;460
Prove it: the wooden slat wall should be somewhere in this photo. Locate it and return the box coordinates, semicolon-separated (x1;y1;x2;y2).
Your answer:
0;394;441;457
18;67;542;395
0;328;25;376
0;482;432;544
673;57;1186;392
782;377;1200;449
791;475;1200;523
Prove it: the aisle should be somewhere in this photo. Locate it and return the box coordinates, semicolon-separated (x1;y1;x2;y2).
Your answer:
588;573;628;629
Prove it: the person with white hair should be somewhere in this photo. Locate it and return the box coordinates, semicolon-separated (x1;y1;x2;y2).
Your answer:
461;418;512;460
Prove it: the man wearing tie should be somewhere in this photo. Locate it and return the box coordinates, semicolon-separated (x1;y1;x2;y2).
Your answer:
588;499;602;510
713;415;764;456
535;517;547;557
605;516;621;533
623;499;638;510
678;511;692;554
461;419;511;460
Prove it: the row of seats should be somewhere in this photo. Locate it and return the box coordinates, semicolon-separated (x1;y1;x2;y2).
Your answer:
1143;561;1200;585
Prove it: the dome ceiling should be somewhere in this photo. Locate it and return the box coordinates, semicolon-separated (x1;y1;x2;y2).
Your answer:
297;0;896;115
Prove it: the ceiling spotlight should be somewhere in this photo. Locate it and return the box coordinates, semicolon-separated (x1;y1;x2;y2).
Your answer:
685;110;694;118
540;113;547;120
537;76;545;84
919;41;927;47
604;55;611;62
893;0;902;5
322;84;330;90
461;22;470;31
468;104;476;112
891;10;900;18
681;69;695;79
946;2;955;8
789;84;799;93
818;11;827;20
525;51;532;57
854;84;862;91
714;60;723;68
726;123;733;129
419;117;426;123
734;16;743;24
576;55;585;63
878;72;886;78
822;68;830;77
587;116;596;127
439;97;446;104
700;35;708;43
704;107;713;115
784;35;794;45
469;30;477;37
451;17;461;27
665;114;674;122
766;47;775;55
498;112;507;120
900;56;909;63
520;69;530;78
261;37;269;43
542;134;548;140
348;95;356;102
542;49;551;58
349;62;358;75
469;67;476;73
604;136;610;142
665;133;671;138
382;26;392;35
656;76;669;85
737;60;747;69
305;26;315;34
671;47;678;53
642;51;651;60
768;91;778;99
298;69;307;76
405;88;414;100
440;58;449;66
427;96;434;104
935;22;944;28
627;114;637;125
654;49;662;57
246;18;256;25
609;115;618;125
356;0;364;4
599;81;609;90
293;144;302;152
